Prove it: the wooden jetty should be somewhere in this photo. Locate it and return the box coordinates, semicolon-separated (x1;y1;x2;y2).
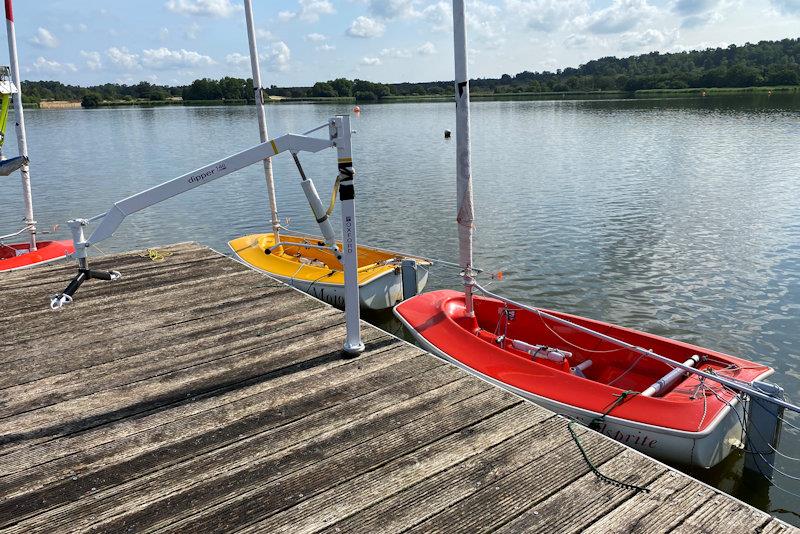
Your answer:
0;243;794;533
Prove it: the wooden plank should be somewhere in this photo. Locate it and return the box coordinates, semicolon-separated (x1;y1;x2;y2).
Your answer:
1;348;457;529
492;448;667;534
581;470;708;533
9;375;500;532
0;243;230;316
317;415;581;534
0;322;391;455
761;519;800;533
404;423;623;534
670;493;774;533
0;341;429;494
241;402;553;534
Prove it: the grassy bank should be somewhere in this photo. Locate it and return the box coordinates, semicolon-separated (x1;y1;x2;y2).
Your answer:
634;85;799;97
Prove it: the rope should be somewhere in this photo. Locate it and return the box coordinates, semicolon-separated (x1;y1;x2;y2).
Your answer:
567;420;650;493
326;175;341;216
139;248;173;262
590;390;639;430
535;309;627;354
606;353;646;387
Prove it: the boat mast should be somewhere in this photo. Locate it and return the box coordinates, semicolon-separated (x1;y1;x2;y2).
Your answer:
243;0;281;241
452;0;475;316
4;0;35;251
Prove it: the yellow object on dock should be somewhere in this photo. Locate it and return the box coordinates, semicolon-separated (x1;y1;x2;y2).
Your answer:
228;232;430;310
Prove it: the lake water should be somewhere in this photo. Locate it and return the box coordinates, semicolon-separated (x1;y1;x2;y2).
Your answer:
2;95;800;523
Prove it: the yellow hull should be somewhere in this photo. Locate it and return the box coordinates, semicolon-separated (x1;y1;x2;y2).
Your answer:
228;233;430;310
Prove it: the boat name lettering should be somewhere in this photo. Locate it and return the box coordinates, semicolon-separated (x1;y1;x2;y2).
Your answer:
593;422;657;449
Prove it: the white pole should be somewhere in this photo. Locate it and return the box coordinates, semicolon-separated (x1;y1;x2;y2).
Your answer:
4;0;35;251
334;115;364;355
452;0;475;316
243;0;281;240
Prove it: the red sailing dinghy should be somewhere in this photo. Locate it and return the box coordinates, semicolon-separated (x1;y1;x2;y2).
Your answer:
395;290;772;468
0;0;74;271
395;0;774;469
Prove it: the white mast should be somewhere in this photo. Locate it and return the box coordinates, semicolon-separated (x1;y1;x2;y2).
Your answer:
452;0;475;315
4;0;35;251
243;0;281;240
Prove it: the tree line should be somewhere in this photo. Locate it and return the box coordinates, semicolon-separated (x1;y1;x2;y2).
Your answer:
18;38;800;107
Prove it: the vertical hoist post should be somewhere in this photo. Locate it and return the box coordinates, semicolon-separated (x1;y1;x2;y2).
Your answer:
333;115;364;356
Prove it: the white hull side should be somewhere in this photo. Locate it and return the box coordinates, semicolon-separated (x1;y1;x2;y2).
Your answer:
253;264;429;311
394;309;746;469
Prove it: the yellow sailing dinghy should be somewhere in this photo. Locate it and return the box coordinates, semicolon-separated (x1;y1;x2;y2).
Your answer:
229;5;427;310
230;232;429;310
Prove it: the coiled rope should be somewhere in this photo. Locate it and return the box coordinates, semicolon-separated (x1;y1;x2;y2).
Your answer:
139;248;173;262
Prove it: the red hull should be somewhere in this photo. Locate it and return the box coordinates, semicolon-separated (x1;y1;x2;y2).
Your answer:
0;240;74;271
394;290;771;434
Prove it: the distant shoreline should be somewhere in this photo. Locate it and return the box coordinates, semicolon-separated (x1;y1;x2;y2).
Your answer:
21;85;799;109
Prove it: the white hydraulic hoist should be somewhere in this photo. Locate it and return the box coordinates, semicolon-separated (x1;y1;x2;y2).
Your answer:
50;115;365;355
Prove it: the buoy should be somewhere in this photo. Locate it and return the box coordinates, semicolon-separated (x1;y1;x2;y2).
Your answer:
768;90;773;96
701;91;707;97
353;105;361;113
444;129;451;139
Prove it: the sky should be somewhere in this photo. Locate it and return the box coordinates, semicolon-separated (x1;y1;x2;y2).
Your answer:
5;0;800;87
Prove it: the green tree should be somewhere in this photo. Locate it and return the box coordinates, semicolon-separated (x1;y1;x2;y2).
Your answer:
81;92;102;108
311;82;337;97
329;78;353;97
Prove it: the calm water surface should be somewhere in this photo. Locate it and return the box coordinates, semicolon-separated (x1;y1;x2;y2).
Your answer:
2;95;799;522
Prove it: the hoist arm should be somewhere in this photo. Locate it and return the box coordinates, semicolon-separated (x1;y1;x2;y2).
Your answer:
83;132;334;247
51;117;352;311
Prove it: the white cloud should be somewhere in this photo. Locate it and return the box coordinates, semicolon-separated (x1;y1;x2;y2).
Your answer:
185;22;201;39
769;0;800;14
30;56;76;74
106;47;141;70
504;0;587;33
347;16;385;38
467;0;506;49
619;28;679;50
417;41;436;55
142;47;216;69
165;0;242;17
63;23;88;33
225;52;249;68
305;32;327;42
368;0;420;19
265;41;291;71
317;43;336;51
672;0;735;28
278;10;296;21
298;0;335;22
360;56;382;66
29;27;59;49
420;1;451;31
380;47;412;58
256;28;274;40
160;27;170;41
578;0;658;34
80;50;103;70
563;33;590;48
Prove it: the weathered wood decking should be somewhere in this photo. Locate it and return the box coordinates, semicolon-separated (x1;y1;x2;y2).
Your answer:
0;243;794;533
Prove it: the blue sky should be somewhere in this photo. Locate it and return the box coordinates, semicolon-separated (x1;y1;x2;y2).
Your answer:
7;0;800;87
